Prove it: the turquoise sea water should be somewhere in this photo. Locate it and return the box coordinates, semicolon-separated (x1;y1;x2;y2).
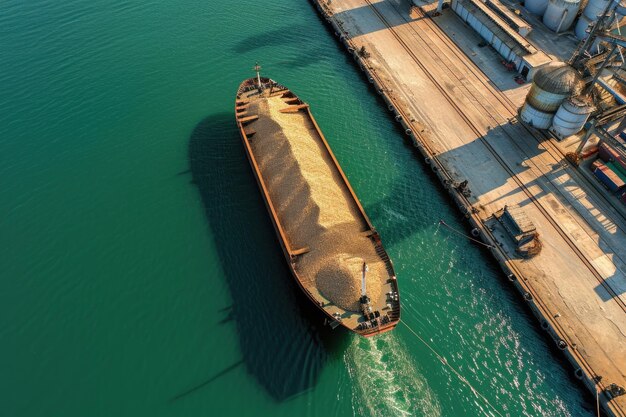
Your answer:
1;0;594;416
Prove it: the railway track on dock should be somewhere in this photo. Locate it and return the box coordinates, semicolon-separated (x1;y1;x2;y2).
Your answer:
399;3;626;241
390;1;626;239
407;3;626;223
362;0;626;315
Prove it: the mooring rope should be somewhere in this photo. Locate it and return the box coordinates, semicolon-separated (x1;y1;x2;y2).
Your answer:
438;220;495;249
400;319;505;417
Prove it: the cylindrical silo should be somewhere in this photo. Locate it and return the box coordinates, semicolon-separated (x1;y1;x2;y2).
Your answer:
551;96;595;138
543;0;582;32
520;62;583;130
526;0;550;15
575;14;594;39
526;62;584;112
575;0;611;39
583;0;610;19
520;102;554;129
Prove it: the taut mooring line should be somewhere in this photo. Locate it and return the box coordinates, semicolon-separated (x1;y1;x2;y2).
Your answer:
438;220;495;249
400;320;505;417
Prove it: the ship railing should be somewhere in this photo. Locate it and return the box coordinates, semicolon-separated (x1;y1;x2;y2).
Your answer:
374;244;395;277
388;305;401;321
238;81;289;97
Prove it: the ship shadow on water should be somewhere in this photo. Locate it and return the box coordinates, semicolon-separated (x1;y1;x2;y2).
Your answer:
188;112;350;402
232;26;329;70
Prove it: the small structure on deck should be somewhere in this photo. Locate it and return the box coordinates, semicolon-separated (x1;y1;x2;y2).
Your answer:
494;204;542;257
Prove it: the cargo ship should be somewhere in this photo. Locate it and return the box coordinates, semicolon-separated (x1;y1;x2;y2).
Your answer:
234;65;400;336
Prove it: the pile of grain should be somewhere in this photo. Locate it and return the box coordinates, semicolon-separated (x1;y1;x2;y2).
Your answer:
249;96;362;246
316;254;383;312
247;94;386;312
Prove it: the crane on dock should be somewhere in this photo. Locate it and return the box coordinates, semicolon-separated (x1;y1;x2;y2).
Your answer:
566;0;626;160
569;0;626;76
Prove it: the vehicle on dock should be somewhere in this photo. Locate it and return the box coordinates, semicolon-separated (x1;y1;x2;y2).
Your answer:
234;65;400;336
493;204;542;258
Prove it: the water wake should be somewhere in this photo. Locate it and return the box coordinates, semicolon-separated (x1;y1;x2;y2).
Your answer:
344;333;441;417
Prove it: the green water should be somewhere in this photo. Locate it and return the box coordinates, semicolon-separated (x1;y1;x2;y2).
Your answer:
1;1;594;416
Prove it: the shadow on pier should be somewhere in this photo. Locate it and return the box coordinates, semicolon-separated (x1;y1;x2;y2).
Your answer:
595;273;626;302
186;112;350;402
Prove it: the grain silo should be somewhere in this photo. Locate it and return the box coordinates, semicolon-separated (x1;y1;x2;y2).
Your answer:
543;0;582;32
520;62;584;129
583;0;611;19
575;14;594;39
550;96;595;138
519;103;554;128
525;0;550;15
575;0;611;39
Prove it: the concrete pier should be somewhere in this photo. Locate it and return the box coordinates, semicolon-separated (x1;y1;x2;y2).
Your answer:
310;0;626;415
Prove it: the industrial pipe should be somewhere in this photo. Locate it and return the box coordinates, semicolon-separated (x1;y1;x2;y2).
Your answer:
556;9;569;33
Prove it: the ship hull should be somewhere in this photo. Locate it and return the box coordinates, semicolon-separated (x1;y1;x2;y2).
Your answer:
235;77;400;336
